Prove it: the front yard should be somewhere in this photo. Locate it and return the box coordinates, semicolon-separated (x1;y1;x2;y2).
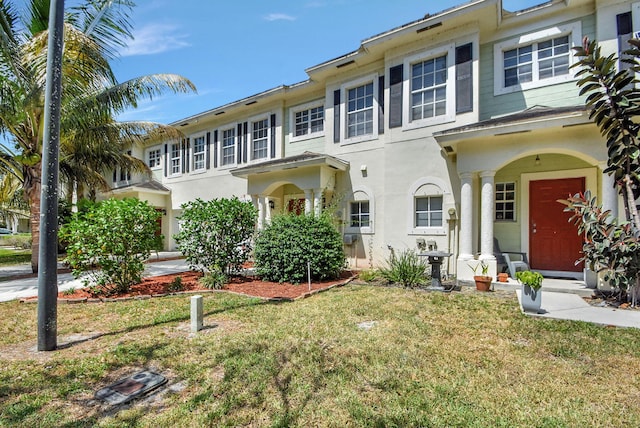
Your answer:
1;284;639;427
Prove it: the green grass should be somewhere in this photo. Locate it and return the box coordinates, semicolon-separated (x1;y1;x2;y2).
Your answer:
0;247;31;266
1;286;640;427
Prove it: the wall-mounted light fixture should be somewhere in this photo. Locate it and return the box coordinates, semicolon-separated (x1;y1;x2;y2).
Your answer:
268;200;275;210
535;155;541;166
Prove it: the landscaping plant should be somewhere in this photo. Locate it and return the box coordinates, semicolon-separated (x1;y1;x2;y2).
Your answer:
379;247;429;288
62;198;162;295
563;38;640;304
175;197;257;282
254;212;345;283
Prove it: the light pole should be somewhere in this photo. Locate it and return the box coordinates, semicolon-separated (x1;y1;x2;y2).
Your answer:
37;0;65;352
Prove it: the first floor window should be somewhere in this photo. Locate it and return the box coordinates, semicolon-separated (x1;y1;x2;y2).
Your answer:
252;118;269;160
193;136;206;170
495;182;516;221
415;196;442;228
147;148;161;169
222;128;235;166
347;82;373;138
350;201;370;228
170;143;181;175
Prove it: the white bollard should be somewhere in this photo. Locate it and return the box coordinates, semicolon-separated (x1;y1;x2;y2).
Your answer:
191;295;203;332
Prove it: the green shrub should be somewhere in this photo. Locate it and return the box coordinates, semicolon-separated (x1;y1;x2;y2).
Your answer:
167;276;184;292
200;271;228;290
254;213;345;283
379;248;428;288
61;198;162;295
358;269;379;282
175;197;257;277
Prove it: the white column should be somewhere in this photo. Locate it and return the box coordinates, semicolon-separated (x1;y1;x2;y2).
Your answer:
600;162;619;220
479;170;496;260
256;196;265;230
313;188;323;216
304;189;313;215
265;197;272;224
458;173;474;260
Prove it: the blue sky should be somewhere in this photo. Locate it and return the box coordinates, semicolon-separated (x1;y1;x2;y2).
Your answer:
113;0;547;125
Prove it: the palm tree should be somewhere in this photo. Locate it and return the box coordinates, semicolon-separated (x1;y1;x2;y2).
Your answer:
0;0;196;272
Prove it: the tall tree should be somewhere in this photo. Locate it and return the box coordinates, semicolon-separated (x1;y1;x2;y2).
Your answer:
0;0;196;272
563;37;640;304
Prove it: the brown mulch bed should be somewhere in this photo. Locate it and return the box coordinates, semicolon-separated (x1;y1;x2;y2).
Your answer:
28;270;355;302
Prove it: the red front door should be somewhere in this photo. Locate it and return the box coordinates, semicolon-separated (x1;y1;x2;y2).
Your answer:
287;199;305;215
529;178;584;272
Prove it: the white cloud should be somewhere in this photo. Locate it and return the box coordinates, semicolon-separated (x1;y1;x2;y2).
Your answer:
264;13;296;22
119;23;190;57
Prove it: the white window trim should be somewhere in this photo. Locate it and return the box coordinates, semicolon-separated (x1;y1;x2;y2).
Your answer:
169;142;182;178
289;100;325;143
407;177;450;236
340;73;379;145
219;125;237;169
345;186;375;234
191;133;207;173
249;113;271;164
403;43;456;129
147;147;162;170
493;21;582;95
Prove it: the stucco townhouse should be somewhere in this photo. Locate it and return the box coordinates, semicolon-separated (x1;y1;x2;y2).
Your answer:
107;0;638;285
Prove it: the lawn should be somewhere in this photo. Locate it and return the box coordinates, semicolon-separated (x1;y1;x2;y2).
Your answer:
1;284;639;427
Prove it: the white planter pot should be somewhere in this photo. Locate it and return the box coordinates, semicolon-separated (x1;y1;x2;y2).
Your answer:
521;284;542;313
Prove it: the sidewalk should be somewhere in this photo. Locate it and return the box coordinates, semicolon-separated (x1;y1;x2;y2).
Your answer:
0;252;189;303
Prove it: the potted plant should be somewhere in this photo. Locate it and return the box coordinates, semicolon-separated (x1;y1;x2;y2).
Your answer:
516;270;544;313
469;260;492;291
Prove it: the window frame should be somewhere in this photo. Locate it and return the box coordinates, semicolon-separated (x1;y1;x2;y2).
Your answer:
407;177;449;236
289;100;325;142
147;147;162;170
493;21;581;95
169;142;182;177
220;126;236;168
250;115;270;162
414;195;444;229
495;181;516;221
403;43;456;129
339;73;379;145
191;134;207;172
345;186;374;234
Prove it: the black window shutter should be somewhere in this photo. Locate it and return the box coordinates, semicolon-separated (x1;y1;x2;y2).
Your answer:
112;169;117;182
213;130;218;168
243;122;248;163
333;90;341;143
617;12;633;72
183;138;190;173
389;64;403;128
378;75;385;134
206;132;211;170
270;114;276;158
455;43;473;114
163;144;168;177
237;123;243;164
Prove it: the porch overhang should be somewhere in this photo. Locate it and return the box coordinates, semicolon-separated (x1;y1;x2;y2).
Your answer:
434;105;590;154
230;152;349;179
108;180;171;202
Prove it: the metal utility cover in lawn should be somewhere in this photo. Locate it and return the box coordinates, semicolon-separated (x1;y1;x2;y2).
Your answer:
95;370;167;405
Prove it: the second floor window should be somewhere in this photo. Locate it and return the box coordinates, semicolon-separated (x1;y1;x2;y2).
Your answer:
504;35;569;88
347;82;373;138
295;106;324;137
222;128;235;166
170;143;181;176
147;148;161;169
252;119;269;160
411;55;447;121
193;136;206;171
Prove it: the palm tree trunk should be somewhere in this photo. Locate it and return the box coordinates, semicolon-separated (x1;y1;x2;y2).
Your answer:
24;164;42;274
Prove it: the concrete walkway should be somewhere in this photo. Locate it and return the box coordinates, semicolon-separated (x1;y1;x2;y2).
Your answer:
0;252;189;303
